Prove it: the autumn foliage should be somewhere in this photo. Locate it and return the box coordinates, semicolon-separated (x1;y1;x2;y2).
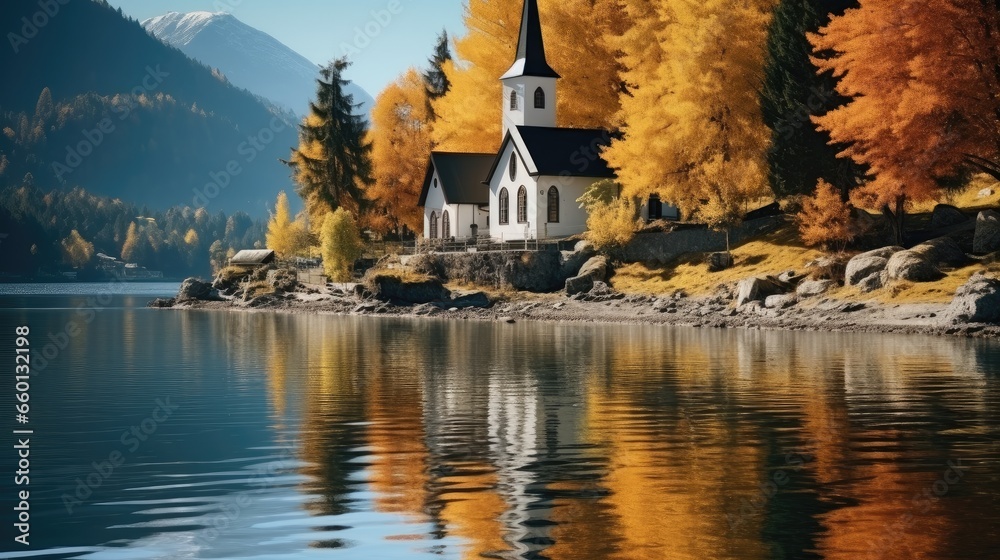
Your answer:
796;180;855;250
811;0;1000;239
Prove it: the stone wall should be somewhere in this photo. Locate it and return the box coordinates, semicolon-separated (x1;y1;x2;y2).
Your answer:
619;216;788;264
406;245;595;293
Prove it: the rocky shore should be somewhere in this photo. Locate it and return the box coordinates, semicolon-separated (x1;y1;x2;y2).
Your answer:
151;272;1000;340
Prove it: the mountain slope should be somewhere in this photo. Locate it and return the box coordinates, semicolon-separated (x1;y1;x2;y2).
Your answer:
143;11;374;117
0;0;299;214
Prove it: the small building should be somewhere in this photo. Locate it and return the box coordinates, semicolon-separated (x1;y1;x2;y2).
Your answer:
229;249;277;268
419;152;494;240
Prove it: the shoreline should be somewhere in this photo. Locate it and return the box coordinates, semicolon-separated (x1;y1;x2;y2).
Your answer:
166;288;1000;340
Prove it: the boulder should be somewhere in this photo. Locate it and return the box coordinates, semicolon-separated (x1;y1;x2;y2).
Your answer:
978;188;995;199
577;255;609;282
886;250;941;282
448;291;492;309
930;204;969;229
845;247;903;286
778;270;807;285
735;276;791;307
910;237;968;268
764;293;798;309
940;273;1000;324
973;210;1000;254
857;270;887;293
565;274;595;295
707;252;733;272
176;278;223;302
367;274;450;304
796;279;835;298
267;268;299;292
147;297;176;308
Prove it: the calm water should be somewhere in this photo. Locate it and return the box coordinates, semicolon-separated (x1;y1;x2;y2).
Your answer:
1;284;999;559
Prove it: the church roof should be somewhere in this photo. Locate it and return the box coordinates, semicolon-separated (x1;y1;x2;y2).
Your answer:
485;126;616;181
500;0;560;80
419;152;494;207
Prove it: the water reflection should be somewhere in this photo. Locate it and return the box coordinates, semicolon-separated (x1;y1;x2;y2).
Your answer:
245;318;1000;560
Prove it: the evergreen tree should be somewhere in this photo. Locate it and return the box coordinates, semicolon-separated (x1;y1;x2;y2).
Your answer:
285;58;373;227
760;0;859;198
423;30;452;102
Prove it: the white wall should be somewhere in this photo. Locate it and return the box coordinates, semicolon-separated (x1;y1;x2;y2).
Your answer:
423;170;446;238
501;75;557;139
489;142;539;241
536;175;591;239
441;203;490;239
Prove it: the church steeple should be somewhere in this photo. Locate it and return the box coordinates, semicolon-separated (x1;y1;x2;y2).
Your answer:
500;0;560;80
500;0;559;137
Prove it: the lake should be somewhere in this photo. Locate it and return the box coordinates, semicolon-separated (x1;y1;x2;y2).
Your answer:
1;283;999;559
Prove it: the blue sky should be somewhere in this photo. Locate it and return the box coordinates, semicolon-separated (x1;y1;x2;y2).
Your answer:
107;0;467;96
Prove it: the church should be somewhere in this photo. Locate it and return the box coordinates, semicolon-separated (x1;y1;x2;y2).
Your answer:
419;0;674;243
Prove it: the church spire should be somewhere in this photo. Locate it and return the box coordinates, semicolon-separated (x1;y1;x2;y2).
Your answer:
500;0;560;80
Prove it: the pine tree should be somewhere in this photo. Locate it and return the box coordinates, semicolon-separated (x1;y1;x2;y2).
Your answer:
423;30;452;103
760;0;859;198
285;58;373;227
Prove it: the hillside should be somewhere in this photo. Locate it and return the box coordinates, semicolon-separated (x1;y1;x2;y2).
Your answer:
142;11;373;117
0;0;299;214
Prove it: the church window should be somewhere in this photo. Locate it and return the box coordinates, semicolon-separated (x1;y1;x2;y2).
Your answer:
547;186;559;223
510;90;518;110
517;186;528;223
534;87;545;109
499;188;510;225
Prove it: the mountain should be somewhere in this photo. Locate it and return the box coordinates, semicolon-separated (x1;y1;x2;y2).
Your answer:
142;11;374;117
0;0;300;215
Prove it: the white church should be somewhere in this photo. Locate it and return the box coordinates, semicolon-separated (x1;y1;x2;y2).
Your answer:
419;0;676;243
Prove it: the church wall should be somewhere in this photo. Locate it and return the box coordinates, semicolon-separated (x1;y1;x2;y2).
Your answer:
489;142;540;241
535;175;591;239
423;169;446;239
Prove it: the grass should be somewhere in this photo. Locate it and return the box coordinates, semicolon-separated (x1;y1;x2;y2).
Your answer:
612;225;826;296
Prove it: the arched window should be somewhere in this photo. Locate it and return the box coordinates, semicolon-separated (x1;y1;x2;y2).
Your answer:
509;154;517;181
517;186;528;223
534;87;545;109
510;90;518;110
499;188;510;225
547;186;559;223
433;177;438;188
442;210;450;239
429;211;438;239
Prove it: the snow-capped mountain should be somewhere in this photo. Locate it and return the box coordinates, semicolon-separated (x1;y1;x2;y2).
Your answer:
143;11;373;117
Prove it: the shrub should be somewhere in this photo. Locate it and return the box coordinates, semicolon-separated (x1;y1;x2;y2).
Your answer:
586;197;641;249
321;208;364;282
797;180;855;251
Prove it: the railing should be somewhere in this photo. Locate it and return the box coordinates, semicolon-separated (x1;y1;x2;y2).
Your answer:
403;236;574;255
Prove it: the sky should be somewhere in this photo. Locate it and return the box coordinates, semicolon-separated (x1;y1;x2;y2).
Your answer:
107;0;468;96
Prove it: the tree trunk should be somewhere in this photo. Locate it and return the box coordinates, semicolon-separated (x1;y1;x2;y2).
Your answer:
881;196;906;246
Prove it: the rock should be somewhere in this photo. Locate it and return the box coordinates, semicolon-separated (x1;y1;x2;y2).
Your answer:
147;297;175;308
973;210;1000;254
176;278;223;302
652;298;677;312
930;204;969;229
707;252;733;272
735;276;791;307
267;268;299;292
577;255;609;282
500;316;516;324
886;250;941;282
449;291;492;309
857;271;887;293
765;293;798;309
978;187;995;199
910;237;968;268
940;273;1000;324
367;274;450;304
574;240;596;255
778;270;807;285
565;274;595;295
845;247;902;286
796;279;835;298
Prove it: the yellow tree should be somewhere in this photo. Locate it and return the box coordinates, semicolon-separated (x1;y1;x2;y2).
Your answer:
811;0;1000;245
61;230;94;267
431;0;626;152
604;0;776;232
366;69;433;236
320;208;364;282
266;191;310;258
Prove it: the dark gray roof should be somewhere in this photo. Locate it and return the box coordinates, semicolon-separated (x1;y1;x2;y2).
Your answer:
500;0;560;79
419;152;494;206
488;126;616;179
230;249;276;266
